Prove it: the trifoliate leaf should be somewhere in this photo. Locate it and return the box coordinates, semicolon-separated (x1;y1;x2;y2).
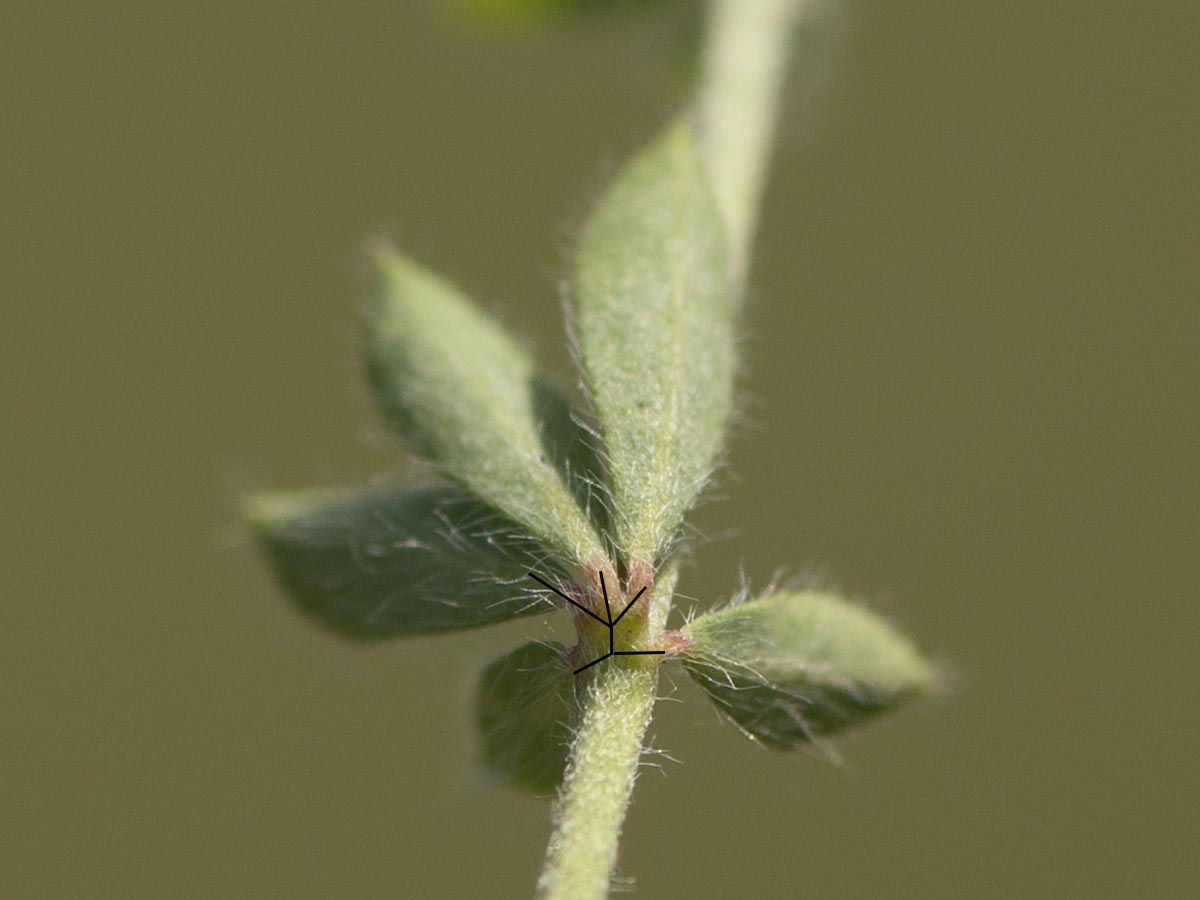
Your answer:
682;590;935;747
571;122;734;566
247;486;561;638
366;247;607;569
475;641;577;793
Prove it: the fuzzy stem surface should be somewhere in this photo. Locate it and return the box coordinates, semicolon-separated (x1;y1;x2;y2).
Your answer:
536;660;659;900
537;563;675;900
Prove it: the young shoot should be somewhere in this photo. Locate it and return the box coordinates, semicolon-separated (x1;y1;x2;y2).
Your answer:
248;2;935;898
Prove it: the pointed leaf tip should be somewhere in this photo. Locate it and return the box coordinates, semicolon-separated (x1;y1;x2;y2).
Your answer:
682;590;935;747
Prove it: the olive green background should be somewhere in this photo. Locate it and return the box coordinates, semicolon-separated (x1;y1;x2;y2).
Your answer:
3;2;1197;897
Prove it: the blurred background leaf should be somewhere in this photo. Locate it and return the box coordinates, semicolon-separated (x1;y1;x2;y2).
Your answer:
475;640;577;792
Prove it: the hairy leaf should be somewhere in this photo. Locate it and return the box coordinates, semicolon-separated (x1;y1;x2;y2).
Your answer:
247;485;562;638
366;247;606;569
571;122;734;565
682;590;935;747
475;641;577;793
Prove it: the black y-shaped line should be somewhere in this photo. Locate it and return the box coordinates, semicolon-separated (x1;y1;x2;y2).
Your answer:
610;586;647;629
528;571;666;674
571;653;611;675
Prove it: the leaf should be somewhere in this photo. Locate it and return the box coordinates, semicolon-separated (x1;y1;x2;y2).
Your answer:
475;641;577;793
682;590;935;747
571;122;734;566
247;485;563;638
365;247;607;569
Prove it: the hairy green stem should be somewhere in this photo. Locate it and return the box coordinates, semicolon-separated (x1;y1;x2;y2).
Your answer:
536;661;659;900
698;0;805;284
537;563;676;900
536;3;801;897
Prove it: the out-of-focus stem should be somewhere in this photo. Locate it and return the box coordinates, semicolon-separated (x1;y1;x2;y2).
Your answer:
698;0;805;285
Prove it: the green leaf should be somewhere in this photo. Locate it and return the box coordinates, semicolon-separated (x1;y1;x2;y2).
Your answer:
247;485;562;638
571;122;734;566
475;641;577;793
682;590;935;747
366;247;607;569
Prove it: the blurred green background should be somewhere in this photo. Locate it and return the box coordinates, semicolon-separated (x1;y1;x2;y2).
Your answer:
3;1;1197;897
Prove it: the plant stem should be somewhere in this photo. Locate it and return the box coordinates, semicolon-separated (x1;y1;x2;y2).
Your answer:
537;562;675;900
698;0;805;284
536;3;801;897
536;660;659;900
